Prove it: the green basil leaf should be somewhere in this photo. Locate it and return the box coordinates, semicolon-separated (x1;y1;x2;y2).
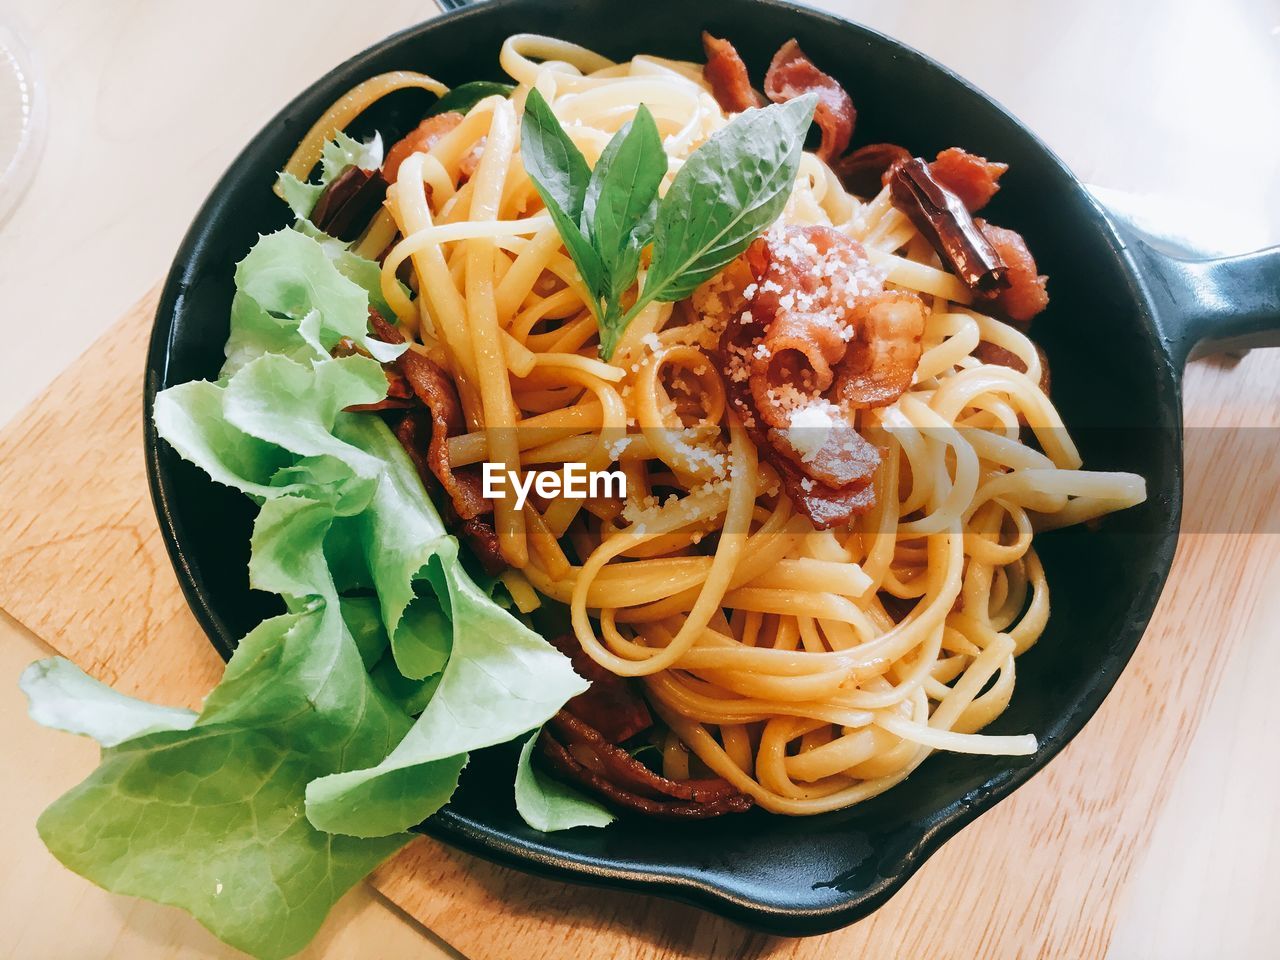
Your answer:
643;94;817;305
519;88;605;303
583;105;666;357
521;89;591;221
583;104;664;271
428;80;515;117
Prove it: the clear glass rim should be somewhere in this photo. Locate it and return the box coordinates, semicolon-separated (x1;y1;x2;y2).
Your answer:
0;19;45;229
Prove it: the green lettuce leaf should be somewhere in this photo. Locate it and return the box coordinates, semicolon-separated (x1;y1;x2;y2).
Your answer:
293;219;403;323
223;354;388;482
320;130;384;181
339;596;392;670
152;377;293;500
229;228;404;369
514;732;614;831
276;131;384;220
28;223;590;958
20;658;196;747
303;416;589;838
277;172;323;223
304;549;587;837
28;608;412;960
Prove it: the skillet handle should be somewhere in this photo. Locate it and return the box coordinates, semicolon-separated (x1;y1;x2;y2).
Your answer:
1128;239;1280;366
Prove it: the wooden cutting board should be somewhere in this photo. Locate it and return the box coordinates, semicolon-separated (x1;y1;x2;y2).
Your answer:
1;287;1277;959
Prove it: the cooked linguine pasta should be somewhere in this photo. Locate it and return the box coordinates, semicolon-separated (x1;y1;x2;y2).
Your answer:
280;33;1147;817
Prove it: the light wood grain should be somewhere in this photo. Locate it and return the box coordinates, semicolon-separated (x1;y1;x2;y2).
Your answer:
1;285;1276;960
0;287;223;708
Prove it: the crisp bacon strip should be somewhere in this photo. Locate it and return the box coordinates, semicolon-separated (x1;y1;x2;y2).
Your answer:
538;711;753;819
742;227;883;486
547;635;652;744
382;111;464;183
393;412;505;575
974;340;1051;395
717;230;883;528
744;225;872;403
764;39;855;162
539;731;753;819
835;291;927;409
779;461;877;528
701;32;762;113
836;146;1003;210
975;220;1050;325
930;148;1007;213
549;712;740;803
370;314;488;522
743;226;888;404
365;313;505;574
834;142;912;197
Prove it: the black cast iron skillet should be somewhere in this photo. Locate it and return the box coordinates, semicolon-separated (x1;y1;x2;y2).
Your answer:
143;0;1280;936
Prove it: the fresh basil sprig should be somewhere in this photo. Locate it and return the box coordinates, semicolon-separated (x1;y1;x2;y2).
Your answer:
520;90;817;359
521;88;665;357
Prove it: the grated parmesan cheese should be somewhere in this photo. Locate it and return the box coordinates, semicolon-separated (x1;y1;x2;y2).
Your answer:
786;398;843;463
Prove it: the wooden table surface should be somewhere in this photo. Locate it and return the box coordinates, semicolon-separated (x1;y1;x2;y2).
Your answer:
1;1;1277;958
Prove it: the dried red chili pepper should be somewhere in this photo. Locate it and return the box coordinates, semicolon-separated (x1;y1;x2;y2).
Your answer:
888;158;1009;295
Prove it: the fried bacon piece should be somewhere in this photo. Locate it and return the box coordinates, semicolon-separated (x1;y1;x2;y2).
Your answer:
764;39;855;162
834;145;1003;211
365;313;505;575
889;158;1009;295
834;142;912;197
744;225;876;404
394;412;505;575
540;711;753;820
382;111;464;183
975;220;1050;325
716;227;884;527
743;226;887;401
547;634;652;744
370;314;486;522
701;32;762;113
974;339;1051;395
311;166;390;242
930;147;1007;213
784;469;878;528
834;291;927;409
